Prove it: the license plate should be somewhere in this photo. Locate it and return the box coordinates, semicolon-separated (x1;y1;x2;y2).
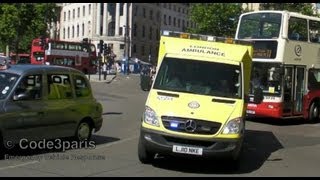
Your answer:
172;145;203;156
246;110;255;114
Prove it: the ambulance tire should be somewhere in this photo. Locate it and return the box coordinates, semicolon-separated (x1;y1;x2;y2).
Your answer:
138;137;154;164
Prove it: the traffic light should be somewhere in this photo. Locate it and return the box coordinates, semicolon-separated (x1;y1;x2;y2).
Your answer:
99;40;104;54
82;38;89;44
107;47;111;55
103;43;109;55
39;36;46;47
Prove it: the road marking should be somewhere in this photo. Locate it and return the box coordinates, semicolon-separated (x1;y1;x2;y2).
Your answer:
0;161;39;171
94;135;139;150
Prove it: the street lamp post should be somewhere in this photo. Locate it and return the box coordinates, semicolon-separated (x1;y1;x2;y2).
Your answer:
123;25;131;75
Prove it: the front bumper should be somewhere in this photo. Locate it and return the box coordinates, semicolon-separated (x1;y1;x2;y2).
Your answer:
140;127;243;159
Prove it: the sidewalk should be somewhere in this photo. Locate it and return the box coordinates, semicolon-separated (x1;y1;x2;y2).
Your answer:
87;73;117;83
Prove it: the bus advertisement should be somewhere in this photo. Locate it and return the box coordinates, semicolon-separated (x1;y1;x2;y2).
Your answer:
30;37;98;74
235;10;320;122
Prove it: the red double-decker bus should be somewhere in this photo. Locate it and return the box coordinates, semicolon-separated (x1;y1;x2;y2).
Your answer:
9;53;30;64
30;37;98;74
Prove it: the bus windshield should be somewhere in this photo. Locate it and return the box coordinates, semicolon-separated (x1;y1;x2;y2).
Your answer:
237;12;282;39
153;57;242;99
250;62;282;96
0;72;19;100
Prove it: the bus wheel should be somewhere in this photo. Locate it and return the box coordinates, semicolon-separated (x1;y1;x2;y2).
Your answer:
309;102;320;122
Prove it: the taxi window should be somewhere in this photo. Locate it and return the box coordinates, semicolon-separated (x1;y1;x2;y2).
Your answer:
47;74;73;100
73;75;90;98
13;74;42;101
0;72;19;100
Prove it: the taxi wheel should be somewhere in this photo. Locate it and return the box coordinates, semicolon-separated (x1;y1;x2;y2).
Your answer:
309;102;320;122
138;137;154;164
74;121;93;141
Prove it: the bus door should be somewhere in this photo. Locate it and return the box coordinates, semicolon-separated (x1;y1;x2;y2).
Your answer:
283;65;306;116
283;66;294;116
293;66;305;115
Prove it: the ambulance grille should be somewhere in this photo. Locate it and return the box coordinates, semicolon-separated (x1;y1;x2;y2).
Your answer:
161;116;221;135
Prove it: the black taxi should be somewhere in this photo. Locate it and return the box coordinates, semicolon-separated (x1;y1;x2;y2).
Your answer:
0;63;103;148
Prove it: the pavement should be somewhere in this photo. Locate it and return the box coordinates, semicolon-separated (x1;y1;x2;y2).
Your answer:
87;72;140;84
86;73;117;83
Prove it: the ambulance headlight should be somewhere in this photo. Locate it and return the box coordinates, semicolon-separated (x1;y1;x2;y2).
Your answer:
222;117;244;134
143;106;159;127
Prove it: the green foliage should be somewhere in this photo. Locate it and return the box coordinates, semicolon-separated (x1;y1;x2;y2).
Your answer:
259;3;317;16
188;3;243;37
0;3;59;55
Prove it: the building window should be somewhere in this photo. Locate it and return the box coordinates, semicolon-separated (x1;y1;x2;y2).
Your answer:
73;9;75;19
142;25;145;38
82;23;85;36
141;45;145;56
63;28;65;39
67;27;70;39
120;44;125;49
89;4;91;15
178;19;180;28
157;28;160;40
88;21;90;35
149;27;152;40
164;14;167;25
133;23;137;37
143;8;146;18
149;10;153;20
72;26;74;38
133;44;136;53
68;10;70;20
108;22;115;36
157;11;160;22
120;3;124;16
119;27;123;36
178;7;181;13
169;16;171;25
163;3;167;8
78;7;80;18
134;5;138;16
77;25;79;37
173;17;176;27
64;12;66;21
83;6;85;16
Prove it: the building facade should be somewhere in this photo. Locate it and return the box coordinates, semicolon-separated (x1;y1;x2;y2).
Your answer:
59;3;192;64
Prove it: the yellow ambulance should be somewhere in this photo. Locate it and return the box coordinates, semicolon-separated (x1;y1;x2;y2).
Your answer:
138;30;261;166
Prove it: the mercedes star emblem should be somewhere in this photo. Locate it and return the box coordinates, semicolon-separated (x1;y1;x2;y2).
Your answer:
185;120;197;132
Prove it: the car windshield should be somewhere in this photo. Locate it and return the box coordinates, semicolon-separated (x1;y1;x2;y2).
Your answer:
153;57;242;99
0;72;20;100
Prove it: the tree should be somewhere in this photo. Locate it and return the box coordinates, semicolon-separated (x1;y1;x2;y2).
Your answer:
259;3;317;16
0;3;59;56
188;3;243;37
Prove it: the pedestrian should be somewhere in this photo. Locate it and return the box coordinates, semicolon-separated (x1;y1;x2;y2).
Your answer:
102;63;107;80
